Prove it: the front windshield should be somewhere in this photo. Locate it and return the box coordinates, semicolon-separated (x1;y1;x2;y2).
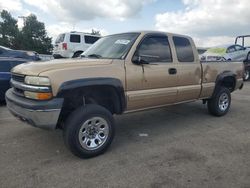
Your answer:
82;33;140;59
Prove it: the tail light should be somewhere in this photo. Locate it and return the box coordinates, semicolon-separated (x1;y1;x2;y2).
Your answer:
62;43;67;50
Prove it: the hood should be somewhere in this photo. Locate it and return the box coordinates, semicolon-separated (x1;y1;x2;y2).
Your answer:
12;58;113;76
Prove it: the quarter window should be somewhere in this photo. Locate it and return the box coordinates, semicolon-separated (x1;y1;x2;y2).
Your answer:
235;45;245;51
84;36;100;44
70;34;81;43
137;36;172;63
173;36;194;62
55;34;65;43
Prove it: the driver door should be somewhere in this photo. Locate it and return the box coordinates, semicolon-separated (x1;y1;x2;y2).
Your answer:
125;34;178;111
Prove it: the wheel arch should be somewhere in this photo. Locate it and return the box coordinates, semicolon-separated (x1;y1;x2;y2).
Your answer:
57;78;126;123
72;51;84;58
212;71;236;97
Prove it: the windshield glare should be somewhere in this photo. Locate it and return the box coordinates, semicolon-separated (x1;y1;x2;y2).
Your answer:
82;33;140;59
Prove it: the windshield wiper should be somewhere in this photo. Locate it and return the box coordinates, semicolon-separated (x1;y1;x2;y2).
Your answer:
87;54;102;59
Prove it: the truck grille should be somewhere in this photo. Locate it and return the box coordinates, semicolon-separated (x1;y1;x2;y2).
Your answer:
11;74;25;97
12;74;25;83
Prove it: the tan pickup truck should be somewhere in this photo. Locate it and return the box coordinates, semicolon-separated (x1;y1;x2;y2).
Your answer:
6;31;244;158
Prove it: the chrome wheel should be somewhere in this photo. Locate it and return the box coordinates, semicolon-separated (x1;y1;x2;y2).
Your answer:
218;93;229;111
78;117;109;151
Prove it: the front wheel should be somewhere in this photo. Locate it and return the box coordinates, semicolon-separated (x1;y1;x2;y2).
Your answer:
63;104;115;158
207;87;231;116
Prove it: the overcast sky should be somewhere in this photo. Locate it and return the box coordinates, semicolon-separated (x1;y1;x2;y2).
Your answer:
0;0;249;47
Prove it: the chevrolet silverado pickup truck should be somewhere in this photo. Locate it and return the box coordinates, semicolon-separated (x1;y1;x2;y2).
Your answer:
5;31;244;158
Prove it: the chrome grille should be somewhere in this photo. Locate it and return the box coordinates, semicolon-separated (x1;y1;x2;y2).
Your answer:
11;74;25;97
12;74;25;83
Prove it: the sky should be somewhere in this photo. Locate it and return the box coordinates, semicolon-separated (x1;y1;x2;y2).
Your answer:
0;0;249;47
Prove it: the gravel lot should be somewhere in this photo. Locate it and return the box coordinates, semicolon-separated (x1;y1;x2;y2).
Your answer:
0;82;250;188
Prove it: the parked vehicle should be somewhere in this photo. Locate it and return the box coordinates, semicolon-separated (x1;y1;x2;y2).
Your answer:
200;44;250;62
235;35;250;48
0;46;40;61
0;58;30;102
6;31;244;158
53;32;101;59
197;47;208;55
197;47;208;61
235;35;250;80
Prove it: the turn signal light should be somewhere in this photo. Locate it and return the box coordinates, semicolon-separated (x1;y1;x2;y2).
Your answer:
24;91;52;100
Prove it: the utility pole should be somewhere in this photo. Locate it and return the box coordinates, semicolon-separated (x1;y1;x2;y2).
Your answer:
18;16;27;27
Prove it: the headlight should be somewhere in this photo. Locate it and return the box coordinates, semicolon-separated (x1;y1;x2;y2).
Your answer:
25;76;51;86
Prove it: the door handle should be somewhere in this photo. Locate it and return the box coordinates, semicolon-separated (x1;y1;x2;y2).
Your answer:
168;68;177;75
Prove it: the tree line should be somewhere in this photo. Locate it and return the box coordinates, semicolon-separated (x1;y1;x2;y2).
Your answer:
0;10;53;54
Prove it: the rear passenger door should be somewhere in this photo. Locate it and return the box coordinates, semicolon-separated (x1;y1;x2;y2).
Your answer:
69;34;81;52
172;36;202;102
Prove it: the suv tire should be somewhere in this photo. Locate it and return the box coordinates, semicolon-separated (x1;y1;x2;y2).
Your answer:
63;104;115;158
207;87;231;116
72;51;83;58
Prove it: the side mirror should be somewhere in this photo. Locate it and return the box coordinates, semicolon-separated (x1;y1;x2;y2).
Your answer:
132;50;158;65
132;53;142;65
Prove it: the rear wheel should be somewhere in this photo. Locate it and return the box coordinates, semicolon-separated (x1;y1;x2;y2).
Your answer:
72;51;83;58
207;87;231;116
63;104;115;158
244;70;249;81
247;52;250;61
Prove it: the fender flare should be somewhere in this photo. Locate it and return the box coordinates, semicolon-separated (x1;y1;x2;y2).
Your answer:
212;71;236;97
57;77;126;113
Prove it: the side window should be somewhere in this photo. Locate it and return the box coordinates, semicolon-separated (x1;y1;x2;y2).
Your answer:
235;45;245;51
227;46;236;53
70;34;81;43
55;34;65;44
0;61;12;72
84;36;100;44
137;35;172;63
173;36;194;62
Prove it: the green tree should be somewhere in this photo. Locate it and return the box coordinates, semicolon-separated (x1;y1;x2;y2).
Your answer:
0;10;19;48
21;14;53;54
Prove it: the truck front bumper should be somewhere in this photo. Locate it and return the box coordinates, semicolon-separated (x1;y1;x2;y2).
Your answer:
5;89;64;130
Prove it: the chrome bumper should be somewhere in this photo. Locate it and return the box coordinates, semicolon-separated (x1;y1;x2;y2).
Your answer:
6;89;63;130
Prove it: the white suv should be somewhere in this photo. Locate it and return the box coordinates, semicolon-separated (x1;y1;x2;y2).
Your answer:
53;32;101;58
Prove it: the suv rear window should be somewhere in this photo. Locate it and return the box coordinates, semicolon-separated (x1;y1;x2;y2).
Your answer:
84;36;100;44
55;34;65;44
70;34;81;43
173;36;194;62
